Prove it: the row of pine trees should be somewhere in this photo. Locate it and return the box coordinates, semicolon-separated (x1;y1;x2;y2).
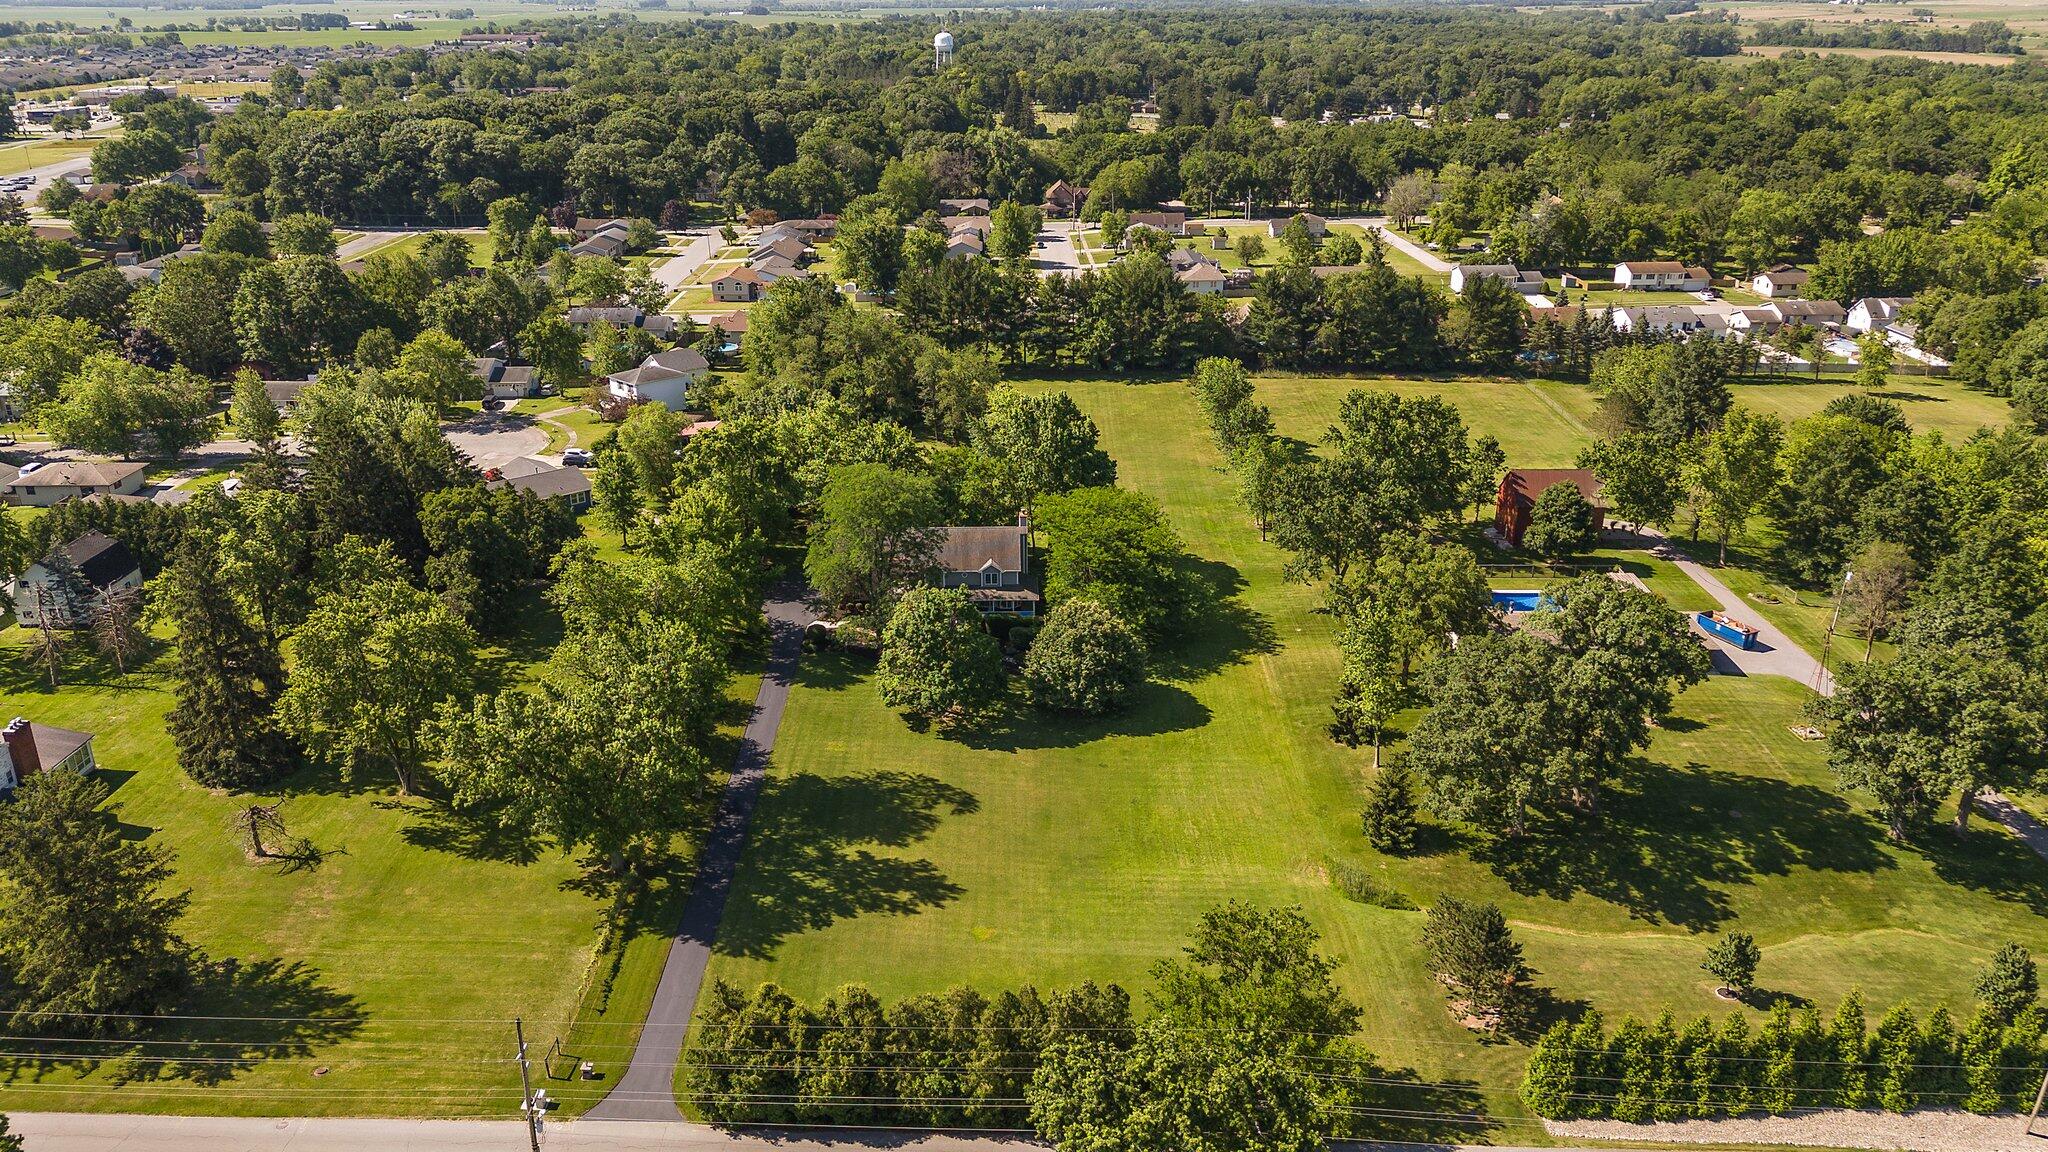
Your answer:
1522;994;2048;1120
680;978;1134;1127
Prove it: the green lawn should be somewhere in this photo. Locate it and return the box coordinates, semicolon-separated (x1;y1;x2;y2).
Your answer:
0;626;602;1117
354;230;495;266
697;374;2048;1138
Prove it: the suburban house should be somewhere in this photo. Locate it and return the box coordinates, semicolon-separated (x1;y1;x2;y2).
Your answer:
712;266;775;302
0;716;97;793
571;217;627;240
569;225;630;259
935;519;1039;617
486;457;592;511
262;375;317;411
1494;469;1607;548
1848;297;1914;334
749;234;811;265
1176;262;1230;294
1041;180;1088;217
1768;299;1848;327
1607;305;1727;337
781;216;838;241
565;304;677;339
605;347;709;411
1613;261;1709;291
752;253;806;281
1724;307;1781;336
946;232;985;260
1;460;147;507
942;215;993;241
10;531;143;628
939;197;990;215
472;356;541;401
1127;210;1189;236
1267;211;1328;239
708;310;747;351
1449;264;1547;295
1752;266;1810;298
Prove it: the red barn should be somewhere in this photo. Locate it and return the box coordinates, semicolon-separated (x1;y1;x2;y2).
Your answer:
1495;468;1606;548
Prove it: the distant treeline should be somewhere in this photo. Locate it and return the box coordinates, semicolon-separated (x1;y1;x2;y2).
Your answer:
1746;18;2024;55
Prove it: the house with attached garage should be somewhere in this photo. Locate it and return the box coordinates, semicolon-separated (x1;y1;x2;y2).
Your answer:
1268;211;1329;239
1607;305;1727;337
0;460;147;507
9;531;142;628
0;716;97;793
1613;261;1709;291
1495;469;1607;548
1767;299;1849;328
1752;266;1810;298
711;266;775;302
1041;180;1088;218
1450;263;1547;295
935;517;1039;617
1175;262;1230;294
749;234;812;265
569;220;632;259
1847;297;1914;334
565;304;677;339
1127;210;1189;237
486;457;592;511
605;347;709;412
472;356;542;401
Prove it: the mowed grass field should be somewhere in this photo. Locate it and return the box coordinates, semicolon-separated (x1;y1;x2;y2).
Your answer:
697;373;2046;1137
0;626;602;1117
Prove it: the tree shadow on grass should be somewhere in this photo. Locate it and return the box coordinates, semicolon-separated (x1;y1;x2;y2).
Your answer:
397;795;547;866
1149;557;1279;682
0;957;364;1090
714;770;974;960
1340;1067;1500;1146
1920;821;2048;918
952;680;1211;752
1473;761;1893;930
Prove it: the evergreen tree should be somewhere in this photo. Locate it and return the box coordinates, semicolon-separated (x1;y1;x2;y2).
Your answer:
162;540;296;790
1830;991;1872;1108
1757;1000;1798;1114
1360;761;1419;854
1976;942;2038;1025
1716;1013;1755;1115
0;771;192;1032
1521;1021;1579;1117
1874;1003;1919;1112
1659;1015;1707;1120
1608;1017;1656;1122
1419;894;1531;1031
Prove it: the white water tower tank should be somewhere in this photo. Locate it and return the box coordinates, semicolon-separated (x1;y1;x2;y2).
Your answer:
934;29;954;69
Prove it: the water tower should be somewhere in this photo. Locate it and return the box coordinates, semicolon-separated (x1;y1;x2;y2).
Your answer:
934;27;954;70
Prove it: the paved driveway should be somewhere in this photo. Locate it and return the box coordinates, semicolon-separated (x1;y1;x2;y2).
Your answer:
442;412;549;472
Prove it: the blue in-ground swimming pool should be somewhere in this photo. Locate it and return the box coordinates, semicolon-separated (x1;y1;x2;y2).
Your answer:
1491;589;1547;612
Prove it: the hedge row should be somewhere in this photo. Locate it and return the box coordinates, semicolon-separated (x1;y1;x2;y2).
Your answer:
1523;994;2048;1121
680;978;1134;1128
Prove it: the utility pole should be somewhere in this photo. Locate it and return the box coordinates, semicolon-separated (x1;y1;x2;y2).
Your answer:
516;1017;542;1152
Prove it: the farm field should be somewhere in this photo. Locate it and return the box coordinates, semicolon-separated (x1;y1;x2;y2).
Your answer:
696;373;2048;1136
1740;43;2022;65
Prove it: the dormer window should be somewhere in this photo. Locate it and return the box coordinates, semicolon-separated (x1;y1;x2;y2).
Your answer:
980;560;1001;587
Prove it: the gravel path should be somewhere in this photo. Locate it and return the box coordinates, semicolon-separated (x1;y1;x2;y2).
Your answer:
1549;1108;2040;1151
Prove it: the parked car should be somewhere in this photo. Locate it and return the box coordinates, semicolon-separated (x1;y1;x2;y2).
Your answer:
561;447;593;467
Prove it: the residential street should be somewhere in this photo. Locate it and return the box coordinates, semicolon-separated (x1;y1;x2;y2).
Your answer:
653;231;720;292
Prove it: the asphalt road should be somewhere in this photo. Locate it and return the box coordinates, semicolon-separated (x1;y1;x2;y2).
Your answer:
583;590;818;1121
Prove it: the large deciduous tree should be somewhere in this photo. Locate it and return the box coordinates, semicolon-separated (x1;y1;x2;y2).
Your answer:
804;463;945;618
278;571;476;794
877;587;1005;726
1023;598;1147;716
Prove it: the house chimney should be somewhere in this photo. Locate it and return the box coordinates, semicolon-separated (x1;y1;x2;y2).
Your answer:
2;718;40;781
1016;510;1031;530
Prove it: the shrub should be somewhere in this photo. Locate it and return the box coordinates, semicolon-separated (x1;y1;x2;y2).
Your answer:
1022;599;1147;716
1702;931;1761;996
1325;858;1415;910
